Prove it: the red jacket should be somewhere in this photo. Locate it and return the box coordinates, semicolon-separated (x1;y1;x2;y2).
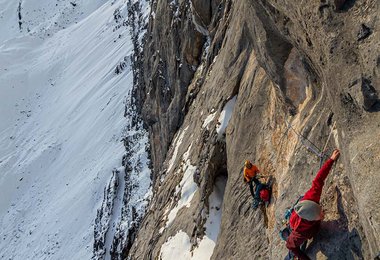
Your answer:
286;159;334;259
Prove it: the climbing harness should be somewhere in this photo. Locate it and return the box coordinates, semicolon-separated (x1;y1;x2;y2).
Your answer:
279;196;303;241
251;175;273;209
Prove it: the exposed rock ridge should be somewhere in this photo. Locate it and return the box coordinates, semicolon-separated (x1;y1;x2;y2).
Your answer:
135;0;227;179
93;170;119;260
130;0;380;259
93;1;153;259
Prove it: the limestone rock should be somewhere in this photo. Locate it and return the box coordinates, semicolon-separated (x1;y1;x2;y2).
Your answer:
129;0;380;259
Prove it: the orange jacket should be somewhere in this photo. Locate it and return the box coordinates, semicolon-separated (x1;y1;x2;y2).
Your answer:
243;165;260;182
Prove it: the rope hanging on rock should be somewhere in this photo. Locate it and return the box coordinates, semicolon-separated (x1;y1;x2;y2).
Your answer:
284;119;324;158
284;119;336;169
319;121;336;168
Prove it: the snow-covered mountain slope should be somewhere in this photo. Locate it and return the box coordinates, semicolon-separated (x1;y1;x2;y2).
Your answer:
0;0;108;43
0;1;151;259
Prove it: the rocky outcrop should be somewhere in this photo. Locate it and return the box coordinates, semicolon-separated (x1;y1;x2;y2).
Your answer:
17;1;23;30
93;2;153;259
135;0;199;178
93;170;119;260
130;0;380;259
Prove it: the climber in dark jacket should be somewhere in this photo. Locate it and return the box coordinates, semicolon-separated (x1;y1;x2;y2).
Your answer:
285;149;340;260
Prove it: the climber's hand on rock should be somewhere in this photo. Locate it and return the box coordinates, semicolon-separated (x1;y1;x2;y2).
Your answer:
330;149;340;161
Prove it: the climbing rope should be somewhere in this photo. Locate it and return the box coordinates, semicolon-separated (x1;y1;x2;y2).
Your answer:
283;119;337;169
284;119;325;159
319;121;336;168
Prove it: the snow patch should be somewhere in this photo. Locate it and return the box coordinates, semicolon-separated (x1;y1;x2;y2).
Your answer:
202;111;216;129
216;96;237;138
160;231;192;260
160;177;226;260
192;176;226;259
166;144;197;227
167;126;188;173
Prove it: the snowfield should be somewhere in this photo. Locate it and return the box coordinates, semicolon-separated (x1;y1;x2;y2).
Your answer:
160;176;227;260
0;0;151;259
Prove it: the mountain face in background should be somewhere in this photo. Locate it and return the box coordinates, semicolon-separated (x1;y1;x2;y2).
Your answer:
0;1;151;259
1;0;379;260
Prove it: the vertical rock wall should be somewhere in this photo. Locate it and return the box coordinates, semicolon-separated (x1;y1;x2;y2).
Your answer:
130;0;380;259
136;0;204;178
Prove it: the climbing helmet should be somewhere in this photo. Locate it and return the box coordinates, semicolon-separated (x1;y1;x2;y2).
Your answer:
245;160;252;168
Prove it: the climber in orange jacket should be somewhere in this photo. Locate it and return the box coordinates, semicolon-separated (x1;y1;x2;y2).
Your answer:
285;149;340;260
243;160;271;208
243;160;260;183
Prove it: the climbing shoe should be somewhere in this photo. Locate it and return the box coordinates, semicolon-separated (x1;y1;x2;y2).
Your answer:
284;251;295;260
252;199;260;209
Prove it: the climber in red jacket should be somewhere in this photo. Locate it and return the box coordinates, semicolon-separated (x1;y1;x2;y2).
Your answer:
285;149;341;260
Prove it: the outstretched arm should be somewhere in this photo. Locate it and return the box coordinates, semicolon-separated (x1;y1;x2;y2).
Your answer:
303;149;340;203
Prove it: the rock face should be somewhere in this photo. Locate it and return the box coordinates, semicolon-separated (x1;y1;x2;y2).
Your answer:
130;0;380;259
